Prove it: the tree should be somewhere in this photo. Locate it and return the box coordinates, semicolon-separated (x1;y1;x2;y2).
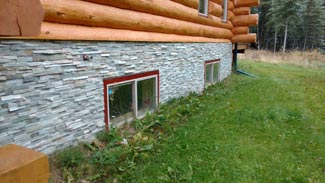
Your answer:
302;0;323;50
257;0;324;52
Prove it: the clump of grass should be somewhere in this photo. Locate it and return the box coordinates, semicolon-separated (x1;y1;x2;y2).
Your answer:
55;146;85;168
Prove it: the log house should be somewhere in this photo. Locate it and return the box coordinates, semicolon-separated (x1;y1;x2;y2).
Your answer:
0;0;259;154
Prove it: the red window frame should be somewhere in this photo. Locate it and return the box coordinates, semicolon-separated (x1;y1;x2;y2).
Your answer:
103;70;159;131
204;59;220;86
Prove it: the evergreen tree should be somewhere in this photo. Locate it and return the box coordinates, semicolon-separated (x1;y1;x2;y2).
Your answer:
257;0;324;52
302;0;323;50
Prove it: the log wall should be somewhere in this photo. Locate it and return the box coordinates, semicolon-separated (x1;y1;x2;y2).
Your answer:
0;0;259;43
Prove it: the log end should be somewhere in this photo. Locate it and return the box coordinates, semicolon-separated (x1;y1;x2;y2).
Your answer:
0;0;44;36
232;34;256;43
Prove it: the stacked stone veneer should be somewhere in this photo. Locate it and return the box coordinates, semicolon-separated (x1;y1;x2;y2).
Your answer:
0;40;232;154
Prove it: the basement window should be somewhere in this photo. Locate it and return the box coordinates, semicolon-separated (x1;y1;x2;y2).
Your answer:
198;0;208;16
205;59;220;87
222;0;228;22
104;71;159;128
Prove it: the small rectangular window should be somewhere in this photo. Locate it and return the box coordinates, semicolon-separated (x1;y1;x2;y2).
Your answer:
222;0;228;22
198;0;208;17
108;83;133;124
205;59;220;87
137;78;156;118
104;71;159;129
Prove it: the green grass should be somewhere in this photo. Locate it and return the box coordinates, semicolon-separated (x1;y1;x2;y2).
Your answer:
51;60;325;183
121;61;325;183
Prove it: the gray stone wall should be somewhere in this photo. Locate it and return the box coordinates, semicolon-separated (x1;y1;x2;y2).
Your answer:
0;40;232;154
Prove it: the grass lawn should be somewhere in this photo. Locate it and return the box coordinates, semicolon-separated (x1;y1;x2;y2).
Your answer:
52;60;325;183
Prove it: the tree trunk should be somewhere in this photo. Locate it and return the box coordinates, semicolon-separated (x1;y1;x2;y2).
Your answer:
274;30;277;53
303;31;307;51
283;22;288;53
257;23;260;50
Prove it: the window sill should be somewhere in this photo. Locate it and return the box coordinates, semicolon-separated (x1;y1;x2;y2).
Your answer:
198;13;209;17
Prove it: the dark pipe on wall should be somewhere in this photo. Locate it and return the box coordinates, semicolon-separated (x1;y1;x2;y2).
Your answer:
232;43;255;77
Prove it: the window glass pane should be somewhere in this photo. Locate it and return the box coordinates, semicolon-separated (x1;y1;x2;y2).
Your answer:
213;63;219;83
198;0;206;15
205;64;212;85
137;78;156;117
109;83;133;124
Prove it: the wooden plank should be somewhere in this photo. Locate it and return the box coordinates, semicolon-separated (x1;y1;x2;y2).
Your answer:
40;0;233;39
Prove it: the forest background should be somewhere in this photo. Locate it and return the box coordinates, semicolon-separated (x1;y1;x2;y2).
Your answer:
253;0;324;53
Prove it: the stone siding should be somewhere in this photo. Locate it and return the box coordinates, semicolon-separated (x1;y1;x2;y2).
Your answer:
0;41;232;154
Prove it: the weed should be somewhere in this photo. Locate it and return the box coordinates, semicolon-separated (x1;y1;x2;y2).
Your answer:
96;127;122;147
55;146;85;168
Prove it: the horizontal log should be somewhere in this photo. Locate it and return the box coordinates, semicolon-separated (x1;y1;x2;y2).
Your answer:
170;0;223;17
232;14;258;26
228;10;235;21
209;2;223;17
84;0;225;27
170;0;197;9
228;1;234;10
232;26;249;34
26;22;230;42
233;7;250;15
210;0;233;9
0;0;44;36
235;0;260;7
41;0;233;39
232;34;256;43
210;0;222;4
